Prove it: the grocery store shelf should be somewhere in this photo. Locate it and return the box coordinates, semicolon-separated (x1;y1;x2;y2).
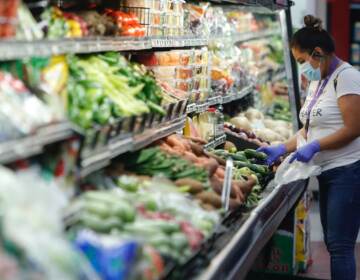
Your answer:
132;116;186;150
257;68;286;84
0;121;74;164
199;179;307;280
151;36;209;48
187;85;254;114
204;134;227;150
0;36;209;61
232;28;281;43
221;85;254;104
79;116;186;178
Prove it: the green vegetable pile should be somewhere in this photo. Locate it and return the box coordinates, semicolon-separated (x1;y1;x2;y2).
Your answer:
267;97;292;122
64;191;136;233
210;148;273;206
122;147;209;183
65;175;219;263
67;52;165;129
267;36;285;65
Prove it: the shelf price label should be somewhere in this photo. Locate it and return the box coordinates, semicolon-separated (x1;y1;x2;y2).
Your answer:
222;157;234;212
196;102;209;113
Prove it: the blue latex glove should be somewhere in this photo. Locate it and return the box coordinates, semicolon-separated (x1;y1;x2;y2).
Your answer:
289;140;320;163
257;144;287;165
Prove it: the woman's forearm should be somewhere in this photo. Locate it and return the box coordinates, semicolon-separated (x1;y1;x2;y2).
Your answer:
284;128;305;153
318;126;360;151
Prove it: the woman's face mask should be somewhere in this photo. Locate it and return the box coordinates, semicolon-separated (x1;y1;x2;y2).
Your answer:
299;51;322;81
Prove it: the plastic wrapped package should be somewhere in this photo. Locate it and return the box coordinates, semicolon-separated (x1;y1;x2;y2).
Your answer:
158;80;190;100
175;79;193;92
0;167;98;280
0;72;55;141
149;66;193;80
74;231;139;280
183;3;210;36
176;66;193;79
134;51;193;67
0;0;19;38
189;90;201;103
123;0;160;10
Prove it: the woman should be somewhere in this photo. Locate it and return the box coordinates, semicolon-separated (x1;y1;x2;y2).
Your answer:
258;15;360;280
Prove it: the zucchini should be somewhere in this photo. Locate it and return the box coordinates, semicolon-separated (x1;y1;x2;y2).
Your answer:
84;201;111;218
244;149;267;161
230;152;248;162
171;232;189;251
111;202;136;223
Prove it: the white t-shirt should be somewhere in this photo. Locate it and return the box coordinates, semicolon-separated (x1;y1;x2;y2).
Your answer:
299;62;360;171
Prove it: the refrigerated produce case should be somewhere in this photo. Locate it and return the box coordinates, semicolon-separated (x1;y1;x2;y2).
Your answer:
0;0;307;279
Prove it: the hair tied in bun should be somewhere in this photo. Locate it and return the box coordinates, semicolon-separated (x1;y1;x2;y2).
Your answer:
304;14;323;31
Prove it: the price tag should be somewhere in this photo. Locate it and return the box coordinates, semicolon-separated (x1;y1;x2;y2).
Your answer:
186;103;196;113
222;157;234;211
196;102;209;113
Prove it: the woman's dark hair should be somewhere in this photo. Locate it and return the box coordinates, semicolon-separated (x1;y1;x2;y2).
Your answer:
290;15;335;55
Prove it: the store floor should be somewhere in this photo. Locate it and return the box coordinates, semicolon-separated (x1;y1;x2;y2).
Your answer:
247;198;360;280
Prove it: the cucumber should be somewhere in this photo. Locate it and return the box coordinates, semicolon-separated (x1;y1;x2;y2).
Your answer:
80;213;110;233
171;232;189;251
244;149;267;161
230;152;248;162
84;201;111;218
234;161;268;175
111;202;136;223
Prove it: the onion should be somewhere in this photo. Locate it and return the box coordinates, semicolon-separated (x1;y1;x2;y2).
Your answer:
230;116;252;132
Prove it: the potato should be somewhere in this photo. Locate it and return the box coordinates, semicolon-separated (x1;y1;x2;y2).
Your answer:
183;151;198;163
196;191;222;208
210;175;237;198
175;178;204;194
189;142;204;156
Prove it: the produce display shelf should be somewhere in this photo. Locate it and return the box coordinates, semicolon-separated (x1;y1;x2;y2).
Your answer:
0;121;74;164
222;0;293;10
198;179;307;280
203;134;227;150
187;85;254;114
132;116;186;151
215;28;281;44
221;85;254;104
79;117;186;178
0;36;208;61
272;70;287;82
257;68;286;85
0;28;281;61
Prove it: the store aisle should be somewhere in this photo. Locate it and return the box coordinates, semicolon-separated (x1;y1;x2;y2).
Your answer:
300;198;360;280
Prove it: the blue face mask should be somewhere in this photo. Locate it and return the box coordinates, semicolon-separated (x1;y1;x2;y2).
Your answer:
300;61;321;81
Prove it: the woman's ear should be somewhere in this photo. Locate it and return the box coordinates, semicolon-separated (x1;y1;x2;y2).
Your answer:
313;47;325;58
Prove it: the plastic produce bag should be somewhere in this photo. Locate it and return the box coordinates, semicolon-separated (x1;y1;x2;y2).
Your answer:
274;135;322;186
0;166;98;280
74;230;139;280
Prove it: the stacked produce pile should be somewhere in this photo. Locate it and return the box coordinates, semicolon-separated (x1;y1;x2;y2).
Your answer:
67;52;172;129
41;6;146;38
66;175;220;268
113;134;264;210
226;107;293;145
133;48;210;104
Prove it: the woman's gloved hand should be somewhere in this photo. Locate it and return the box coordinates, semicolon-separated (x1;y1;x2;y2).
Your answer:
289;140;320;163
257;144;287;165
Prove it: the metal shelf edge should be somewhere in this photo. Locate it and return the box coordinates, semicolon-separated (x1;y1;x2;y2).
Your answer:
199;179;307;280
0;121;74;164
